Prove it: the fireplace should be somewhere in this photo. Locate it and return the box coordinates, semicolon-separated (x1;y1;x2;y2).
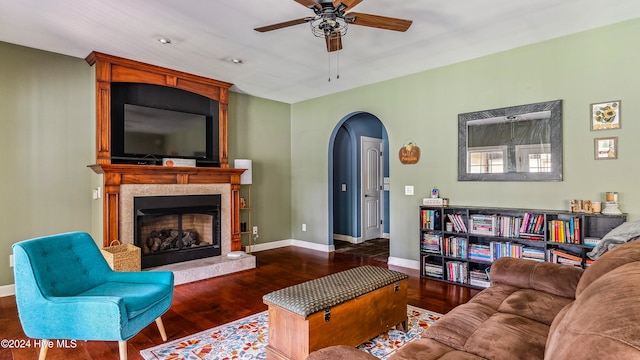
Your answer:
134;194;221;268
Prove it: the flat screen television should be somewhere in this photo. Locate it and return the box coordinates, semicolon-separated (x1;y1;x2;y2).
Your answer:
110;82;220;166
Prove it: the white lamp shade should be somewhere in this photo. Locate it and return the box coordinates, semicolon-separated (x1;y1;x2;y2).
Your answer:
234;159;253;184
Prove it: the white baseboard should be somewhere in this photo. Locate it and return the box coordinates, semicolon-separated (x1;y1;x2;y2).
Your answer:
388;256;420;270
333;234;364;244
250;239;335;253
0;284;15;297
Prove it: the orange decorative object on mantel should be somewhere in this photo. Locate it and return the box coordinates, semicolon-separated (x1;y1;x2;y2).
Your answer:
399;141;420;164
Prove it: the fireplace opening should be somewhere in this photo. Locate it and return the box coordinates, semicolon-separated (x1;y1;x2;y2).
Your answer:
134;194;221;268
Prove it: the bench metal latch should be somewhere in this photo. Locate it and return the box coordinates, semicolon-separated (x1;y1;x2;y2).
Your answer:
394;282;400;293
324;308;331;322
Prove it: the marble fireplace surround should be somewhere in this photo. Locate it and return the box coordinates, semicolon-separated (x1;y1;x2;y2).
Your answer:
119;184;230;251
119;183;255;285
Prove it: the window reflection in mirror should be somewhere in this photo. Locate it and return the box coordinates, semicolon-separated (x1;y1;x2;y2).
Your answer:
458;100;562;181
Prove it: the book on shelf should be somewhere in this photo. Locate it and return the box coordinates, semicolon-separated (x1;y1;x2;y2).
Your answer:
490;241;525;261
520;213;545;236
423;261;444;278
443;236;467;259
468;243;491;262
583;237;601;247
548;217;581;244
469;269;491;288
551;249;583;267
446;261;468;284
469;278;491;288
497;215;522;238
469;214;498;236
446;213;468;233
420;209;441;231
521;247;545;262
421;233;442;253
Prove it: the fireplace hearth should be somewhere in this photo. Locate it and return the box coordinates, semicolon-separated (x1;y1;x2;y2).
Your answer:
134;194;221;268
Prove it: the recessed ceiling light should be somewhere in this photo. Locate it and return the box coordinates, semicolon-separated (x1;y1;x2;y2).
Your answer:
158;38;172;45
230;58;244;64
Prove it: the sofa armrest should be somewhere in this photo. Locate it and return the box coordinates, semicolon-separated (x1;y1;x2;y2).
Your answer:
490;257;583;299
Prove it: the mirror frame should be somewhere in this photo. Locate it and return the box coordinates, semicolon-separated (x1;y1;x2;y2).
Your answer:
458;99;563;182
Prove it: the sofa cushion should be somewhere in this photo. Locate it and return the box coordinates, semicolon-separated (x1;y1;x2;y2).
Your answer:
490;257;582;299
546;262;640;359
464;312;549;359
78;281;173;319
422;280;574;360
576;239;640;297
423;301;496;350
496;288;573;326
393;339;486;360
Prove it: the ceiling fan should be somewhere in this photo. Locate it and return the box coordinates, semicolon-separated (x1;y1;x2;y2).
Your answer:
255;0;413;52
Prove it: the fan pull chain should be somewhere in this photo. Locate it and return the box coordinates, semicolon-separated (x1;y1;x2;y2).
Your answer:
327;50;340;82
336;51;340;80
328;51;331;82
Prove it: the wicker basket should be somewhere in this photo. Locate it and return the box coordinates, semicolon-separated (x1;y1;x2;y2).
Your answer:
101;240;141;272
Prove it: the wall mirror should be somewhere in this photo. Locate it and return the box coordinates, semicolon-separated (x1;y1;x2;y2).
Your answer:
458;100;562;181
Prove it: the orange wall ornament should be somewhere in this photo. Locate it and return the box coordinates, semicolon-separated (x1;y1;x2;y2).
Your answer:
399;139;420;164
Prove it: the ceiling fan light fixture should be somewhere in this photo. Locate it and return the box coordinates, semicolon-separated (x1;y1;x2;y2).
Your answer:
310;16;348;37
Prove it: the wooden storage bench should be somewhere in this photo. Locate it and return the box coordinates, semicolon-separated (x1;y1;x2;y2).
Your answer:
262;265;409;360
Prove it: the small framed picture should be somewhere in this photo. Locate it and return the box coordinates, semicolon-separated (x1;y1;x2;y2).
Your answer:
594;137;618;160
591;100;621;130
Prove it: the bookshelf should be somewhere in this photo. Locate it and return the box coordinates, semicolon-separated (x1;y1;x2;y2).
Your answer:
420;205;626;289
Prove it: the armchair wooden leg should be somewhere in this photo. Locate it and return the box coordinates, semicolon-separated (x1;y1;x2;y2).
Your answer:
118;340;127;360
38;339;49;360
155;317;168;341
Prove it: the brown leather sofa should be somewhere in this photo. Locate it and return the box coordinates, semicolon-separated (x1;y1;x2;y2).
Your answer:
307;239;640;360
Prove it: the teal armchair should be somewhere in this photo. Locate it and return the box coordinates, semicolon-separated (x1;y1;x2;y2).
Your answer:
12;231;174;360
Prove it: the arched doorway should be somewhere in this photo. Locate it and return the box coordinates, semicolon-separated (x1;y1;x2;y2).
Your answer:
328;112;390;260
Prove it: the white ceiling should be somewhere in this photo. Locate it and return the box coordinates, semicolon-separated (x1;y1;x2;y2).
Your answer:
1;1;639;104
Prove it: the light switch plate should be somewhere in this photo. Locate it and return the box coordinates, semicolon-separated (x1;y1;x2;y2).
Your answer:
405;185;414;195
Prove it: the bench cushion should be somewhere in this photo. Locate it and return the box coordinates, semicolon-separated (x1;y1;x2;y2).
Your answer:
263;265;408;317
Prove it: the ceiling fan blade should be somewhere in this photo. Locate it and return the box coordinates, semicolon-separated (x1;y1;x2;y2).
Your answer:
254;17;309;32
348;12;413;32
295;0;321;9
325;32;343;52
336;0;363;10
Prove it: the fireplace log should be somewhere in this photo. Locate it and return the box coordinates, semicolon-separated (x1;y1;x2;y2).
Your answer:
144;229;203;254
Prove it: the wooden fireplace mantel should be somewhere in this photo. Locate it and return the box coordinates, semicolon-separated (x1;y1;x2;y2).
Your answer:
86;52;243;250
89;164;245;250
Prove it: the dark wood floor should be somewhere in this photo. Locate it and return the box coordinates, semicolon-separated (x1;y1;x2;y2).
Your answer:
0;245;479;360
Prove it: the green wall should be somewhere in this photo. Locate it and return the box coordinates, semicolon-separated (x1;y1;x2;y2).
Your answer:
228;93;292;245
0;43;94;286
291;19;640;262
0;44;292;287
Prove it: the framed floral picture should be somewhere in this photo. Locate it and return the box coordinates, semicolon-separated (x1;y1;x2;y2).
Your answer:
594;136;618;160
591;100;621;130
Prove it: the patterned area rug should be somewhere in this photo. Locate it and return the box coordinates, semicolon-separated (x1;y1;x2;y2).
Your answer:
141;305;441;360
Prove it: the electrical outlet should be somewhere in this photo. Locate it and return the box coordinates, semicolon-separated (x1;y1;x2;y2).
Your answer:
252;226;258;235
302;224;307;232
9;254;14;267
